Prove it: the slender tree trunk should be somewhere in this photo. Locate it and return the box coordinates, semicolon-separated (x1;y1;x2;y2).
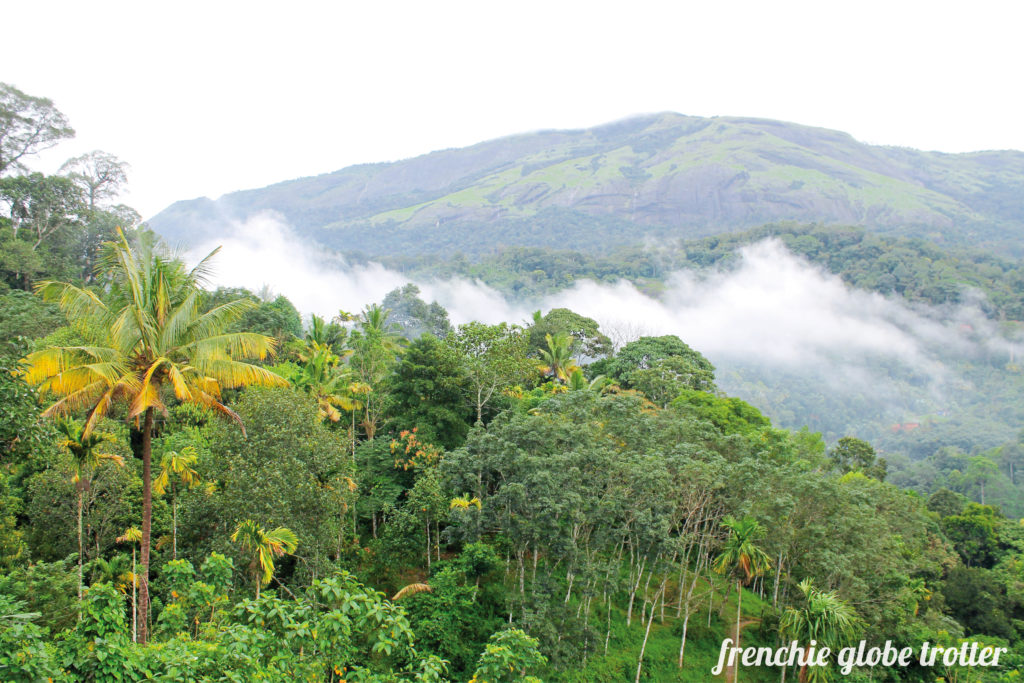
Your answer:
351;414;358;541
138;407;154;644
77;487;84;608
773;552;783;608
635;583;666;683
627;556;646;626
425;520;431;570
604;598;612;655
131;548;137;642
735;580;742;683
678;605;691;668
172;494;177;560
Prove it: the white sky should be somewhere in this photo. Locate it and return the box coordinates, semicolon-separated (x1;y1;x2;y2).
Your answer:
6;0;1023;218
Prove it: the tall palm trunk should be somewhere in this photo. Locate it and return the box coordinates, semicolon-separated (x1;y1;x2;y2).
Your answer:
171;482;177;560
138;407;153;644
77;486;84;607
131;547;137;642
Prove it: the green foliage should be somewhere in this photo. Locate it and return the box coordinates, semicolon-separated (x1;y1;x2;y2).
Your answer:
0;289;65;344
0;593;61;682
403;566;500;676
0;81;75;176
4;104;1024;681
202;286;303;340
527;308;611;359
927;487;966;518
941;503;1003;568
445;321;534;424
593;335;715;392
0;340;55;464
59;582;139;681
828;436;888;481
389;334;471;450
941;567;1020;641
713;516;771;584
184;387;346;582
0;558;80;633
779;579;861;681
0;471;25;567
382;283;453;340
472;628;547;683
671;389;769;435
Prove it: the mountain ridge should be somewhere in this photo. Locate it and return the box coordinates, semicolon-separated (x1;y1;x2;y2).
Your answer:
149;113;1024;256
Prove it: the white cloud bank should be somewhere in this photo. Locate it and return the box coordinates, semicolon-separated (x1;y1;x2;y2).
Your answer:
188;213;1022;418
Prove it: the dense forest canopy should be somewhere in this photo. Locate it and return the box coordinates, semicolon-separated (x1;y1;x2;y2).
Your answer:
1;83;1022;682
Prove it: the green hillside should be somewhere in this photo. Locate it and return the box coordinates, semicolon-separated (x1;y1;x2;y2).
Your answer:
149;113;1024;255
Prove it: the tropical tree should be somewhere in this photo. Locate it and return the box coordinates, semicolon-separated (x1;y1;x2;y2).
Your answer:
445;321;533;424
527;307;612;359
567;367;609;393
290;341;359;423
153;445;201;559
56;418;124;604
0;81;75;176
231;519;299;599
537;332;578;383
713;515;771;681
349;304;405;439
21;229;287;642
59;150;129;210
305;313;348;353
779;578;860;682
116;526;142;642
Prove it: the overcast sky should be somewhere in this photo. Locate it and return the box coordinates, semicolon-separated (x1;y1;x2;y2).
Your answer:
6;0;1023;218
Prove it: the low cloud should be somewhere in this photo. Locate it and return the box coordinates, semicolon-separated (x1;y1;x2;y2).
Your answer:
188;213;1022;437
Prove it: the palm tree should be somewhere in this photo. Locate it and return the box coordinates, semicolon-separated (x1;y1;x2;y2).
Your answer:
713;516;771;683
906;577;931;617
305;313;348;352
116;526;142;642
56;418;125;605
22;229;287;643
349;304;405;439
231;520;299;599
153;446;201;560
567;367;609;393
780;579;860;683
537;332;578;383
293;341;359;423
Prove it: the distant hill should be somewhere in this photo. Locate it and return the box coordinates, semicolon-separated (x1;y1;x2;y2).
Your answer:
149;113;1024;255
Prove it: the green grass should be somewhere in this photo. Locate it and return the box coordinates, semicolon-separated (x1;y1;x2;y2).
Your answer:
545;573;781;682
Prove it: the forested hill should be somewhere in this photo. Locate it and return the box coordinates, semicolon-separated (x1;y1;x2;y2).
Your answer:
150;113;1024;255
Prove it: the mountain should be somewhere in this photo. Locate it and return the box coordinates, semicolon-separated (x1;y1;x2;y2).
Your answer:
149;113;1024;255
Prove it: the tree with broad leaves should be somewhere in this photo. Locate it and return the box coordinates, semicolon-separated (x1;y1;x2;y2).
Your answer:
0;82;75;176
445;321;533;424
59;151;129;210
